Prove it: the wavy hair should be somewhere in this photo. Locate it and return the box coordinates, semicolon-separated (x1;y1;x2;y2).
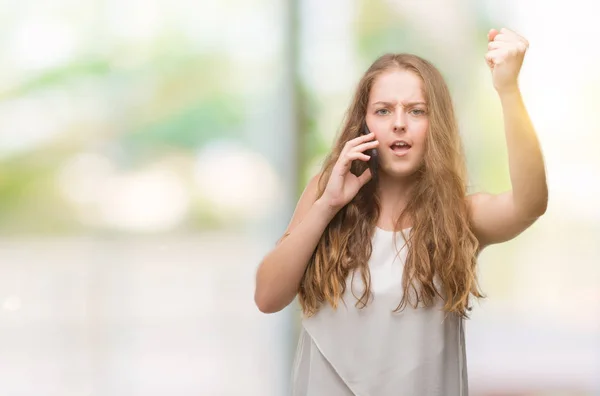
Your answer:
298;53;484;319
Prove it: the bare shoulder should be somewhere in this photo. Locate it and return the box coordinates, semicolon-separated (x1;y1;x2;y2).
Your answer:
276;173;322;245
466;191;541;249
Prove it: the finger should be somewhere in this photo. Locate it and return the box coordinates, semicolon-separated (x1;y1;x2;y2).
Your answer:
488;40;508;51
352;131;376;146
353;140;379;153
500;27;523;41
341;132;375;156
488;42;527;60
494;29;529;50
491;33;513;42
346;151;371;162
494;28;529;50
485;49;507;66
336;151;371;172
357;167;372;186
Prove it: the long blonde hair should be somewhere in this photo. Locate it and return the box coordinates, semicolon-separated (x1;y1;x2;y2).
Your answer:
298;53;483;319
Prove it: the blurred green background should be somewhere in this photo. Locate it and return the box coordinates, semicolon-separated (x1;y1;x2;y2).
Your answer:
0;0;598;395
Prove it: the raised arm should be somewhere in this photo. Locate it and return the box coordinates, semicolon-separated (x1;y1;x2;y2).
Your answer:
468;28;548;248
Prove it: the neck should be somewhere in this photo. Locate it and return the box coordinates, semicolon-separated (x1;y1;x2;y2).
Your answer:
376;172;419;228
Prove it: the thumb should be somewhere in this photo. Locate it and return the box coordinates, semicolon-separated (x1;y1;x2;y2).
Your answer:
357;167;373;186
488;28;499;42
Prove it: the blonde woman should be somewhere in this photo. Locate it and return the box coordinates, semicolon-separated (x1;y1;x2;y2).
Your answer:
255;28;547;395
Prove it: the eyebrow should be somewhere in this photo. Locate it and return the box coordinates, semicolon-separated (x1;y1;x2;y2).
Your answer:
371;101;427;107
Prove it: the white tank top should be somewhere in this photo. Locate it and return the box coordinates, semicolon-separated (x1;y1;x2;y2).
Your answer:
290;227;468;395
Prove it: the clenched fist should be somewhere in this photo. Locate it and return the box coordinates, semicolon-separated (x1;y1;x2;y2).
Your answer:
486;28;529;94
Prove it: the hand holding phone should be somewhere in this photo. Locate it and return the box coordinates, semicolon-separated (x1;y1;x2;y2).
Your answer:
320;127;379;211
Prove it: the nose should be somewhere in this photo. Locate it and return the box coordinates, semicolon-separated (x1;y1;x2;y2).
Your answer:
393;109;406;133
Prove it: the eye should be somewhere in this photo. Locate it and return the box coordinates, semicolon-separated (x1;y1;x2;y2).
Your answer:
410;108;426;116
375;108;390;115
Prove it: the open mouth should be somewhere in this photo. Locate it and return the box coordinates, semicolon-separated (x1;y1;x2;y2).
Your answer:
390;141;411;156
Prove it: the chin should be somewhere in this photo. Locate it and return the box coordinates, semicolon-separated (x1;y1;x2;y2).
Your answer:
381;165;421;180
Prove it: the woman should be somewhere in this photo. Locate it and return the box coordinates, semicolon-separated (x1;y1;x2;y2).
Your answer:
254;28;547;395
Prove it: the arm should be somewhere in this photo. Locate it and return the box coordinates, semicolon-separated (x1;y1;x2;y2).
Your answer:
469;28;548;248
255;132;377;312
254;174;337;313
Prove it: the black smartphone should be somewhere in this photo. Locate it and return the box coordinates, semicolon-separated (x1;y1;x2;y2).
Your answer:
362;122;378;180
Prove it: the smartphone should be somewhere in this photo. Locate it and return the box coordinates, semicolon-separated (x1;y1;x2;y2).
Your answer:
362;122;378;180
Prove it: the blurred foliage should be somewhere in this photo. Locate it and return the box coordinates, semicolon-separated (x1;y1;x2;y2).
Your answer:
0;1;540;234
0;59;112;99
0;17;246;234
0;150;81;234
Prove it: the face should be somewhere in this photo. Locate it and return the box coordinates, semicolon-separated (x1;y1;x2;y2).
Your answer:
365;69;429;179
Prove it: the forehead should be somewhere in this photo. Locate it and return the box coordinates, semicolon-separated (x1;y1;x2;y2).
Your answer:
368;69;425;104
